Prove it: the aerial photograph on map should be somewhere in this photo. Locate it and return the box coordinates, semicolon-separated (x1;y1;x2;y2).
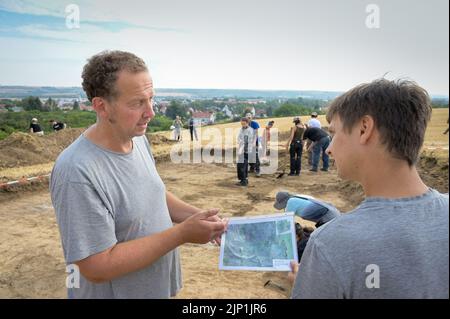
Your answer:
219;214;297;271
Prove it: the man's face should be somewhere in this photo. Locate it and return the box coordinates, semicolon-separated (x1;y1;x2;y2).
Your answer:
105;70;155;139
241;120;248;128
326;115;361;181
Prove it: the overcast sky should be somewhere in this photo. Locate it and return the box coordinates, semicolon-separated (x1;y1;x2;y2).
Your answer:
0;0;448;95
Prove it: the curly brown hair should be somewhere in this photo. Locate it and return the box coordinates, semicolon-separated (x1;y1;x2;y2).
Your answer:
81;50;148;102
326;78;432;166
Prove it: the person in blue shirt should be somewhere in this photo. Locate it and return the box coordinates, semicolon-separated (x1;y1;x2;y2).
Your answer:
274;191;341;263
274;191;340;227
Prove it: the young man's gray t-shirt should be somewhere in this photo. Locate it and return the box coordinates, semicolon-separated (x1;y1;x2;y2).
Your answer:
292;189;449;299
50;134;182;298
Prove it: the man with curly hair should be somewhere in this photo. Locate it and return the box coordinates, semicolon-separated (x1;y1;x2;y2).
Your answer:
50;51;227;299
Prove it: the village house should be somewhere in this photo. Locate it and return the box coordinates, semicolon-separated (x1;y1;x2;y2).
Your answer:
255;109;267;118
10;106;23;112
221;105;234;118
192;111;215;126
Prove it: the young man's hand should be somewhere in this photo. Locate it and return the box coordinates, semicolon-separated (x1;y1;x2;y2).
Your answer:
179;209;227;244
287;260;299;284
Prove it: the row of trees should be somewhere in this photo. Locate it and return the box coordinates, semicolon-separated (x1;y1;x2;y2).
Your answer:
163;98;324;122
0;110;174;140
6;96;325;120
1;97;82;112
432;98;449;108
273;103;315;117
164;97;448;122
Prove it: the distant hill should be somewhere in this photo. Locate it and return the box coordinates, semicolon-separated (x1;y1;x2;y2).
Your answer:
153;88;344;100
0;86;86;99
0;86;447;102
0;86;342;100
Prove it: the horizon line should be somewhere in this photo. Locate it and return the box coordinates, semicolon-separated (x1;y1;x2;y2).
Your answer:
0;84;448;98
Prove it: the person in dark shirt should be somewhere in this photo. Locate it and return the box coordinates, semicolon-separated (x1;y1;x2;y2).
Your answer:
295;223;314;263
51;119;66;131
286;117;306;176
303;127;330;172
188;117;198;141
29;118;44;136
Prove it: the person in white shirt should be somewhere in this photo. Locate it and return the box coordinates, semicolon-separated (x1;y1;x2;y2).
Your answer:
307;112;322;128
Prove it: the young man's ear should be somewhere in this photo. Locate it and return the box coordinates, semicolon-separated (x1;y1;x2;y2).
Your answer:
359;115;375;144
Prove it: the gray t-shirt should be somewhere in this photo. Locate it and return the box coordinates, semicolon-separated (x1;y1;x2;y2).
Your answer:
50;134;182;299
291;188;449;299
238;127;254;155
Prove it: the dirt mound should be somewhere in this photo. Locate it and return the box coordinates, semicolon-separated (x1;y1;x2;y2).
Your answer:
0;129;85;169
336;181;365;207
0;130;179;169
418;152;449;193
0;180;50;204
333;152;449;207
147;133;175;145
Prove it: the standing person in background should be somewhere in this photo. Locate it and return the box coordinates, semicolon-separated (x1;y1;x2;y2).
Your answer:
246;113;260;177
189;117;198;141
306;112;322;165
173;115;183;141
286;117;306;176
236;117;253;186
261;120;274;157
307;112;322;128
29;118;44;136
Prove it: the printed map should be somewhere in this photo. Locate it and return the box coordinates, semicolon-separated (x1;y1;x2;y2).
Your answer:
219;213;297;271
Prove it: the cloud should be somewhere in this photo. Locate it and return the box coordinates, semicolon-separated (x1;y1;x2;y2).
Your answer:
0;0;447;94
0;0;188;30
0;0;63;17
0;7;186;46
